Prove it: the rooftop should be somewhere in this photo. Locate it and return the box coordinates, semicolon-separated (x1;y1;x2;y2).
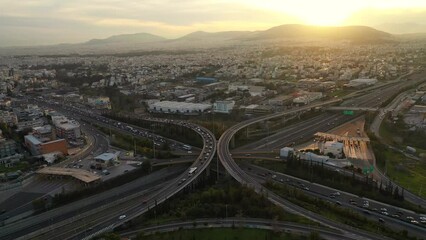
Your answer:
94;152;117;161
37;167;100;183
24;134;42;145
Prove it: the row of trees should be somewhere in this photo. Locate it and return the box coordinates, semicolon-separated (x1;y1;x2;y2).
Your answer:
281;153;411;208
137;183;291;226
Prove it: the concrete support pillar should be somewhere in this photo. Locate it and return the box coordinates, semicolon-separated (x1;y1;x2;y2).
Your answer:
230;135;235;149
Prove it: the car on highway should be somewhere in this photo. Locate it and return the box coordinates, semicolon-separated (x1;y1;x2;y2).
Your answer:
118;215;126;220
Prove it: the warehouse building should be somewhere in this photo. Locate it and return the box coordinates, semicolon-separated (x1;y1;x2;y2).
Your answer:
213;100;235;114
346;78;378;88
148;101;211;114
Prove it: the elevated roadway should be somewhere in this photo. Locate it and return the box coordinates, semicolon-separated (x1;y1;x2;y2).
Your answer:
217;101;391;240
0;113;216;239
120;218;356;240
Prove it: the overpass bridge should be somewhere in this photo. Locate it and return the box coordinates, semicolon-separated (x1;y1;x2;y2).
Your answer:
326;106;379;112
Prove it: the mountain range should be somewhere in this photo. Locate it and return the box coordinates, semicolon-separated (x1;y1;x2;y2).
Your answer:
0;24;402;55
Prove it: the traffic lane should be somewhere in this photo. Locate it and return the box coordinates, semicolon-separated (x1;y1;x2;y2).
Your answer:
243;164;426;235
246;172;426;238
120;218;354;240
0;166;186;240
244;162;423;221
63;128;216;239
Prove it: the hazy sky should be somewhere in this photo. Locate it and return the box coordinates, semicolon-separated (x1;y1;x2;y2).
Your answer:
1;0;426;47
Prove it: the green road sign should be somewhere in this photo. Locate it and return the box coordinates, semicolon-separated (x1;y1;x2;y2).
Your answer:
363;167;368;174
343;110;354;115
362;165;374;174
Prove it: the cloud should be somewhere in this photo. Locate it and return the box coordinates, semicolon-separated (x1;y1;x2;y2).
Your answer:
1;0;426;46
344;8;426;26
0;0;300;46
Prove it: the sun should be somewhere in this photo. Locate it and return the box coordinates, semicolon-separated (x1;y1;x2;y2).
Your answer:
244;0;358;26
295;8;350;26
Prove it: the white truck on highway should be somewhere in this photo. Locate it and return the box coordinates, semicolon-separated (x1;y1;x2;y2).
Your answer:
188;167;198;176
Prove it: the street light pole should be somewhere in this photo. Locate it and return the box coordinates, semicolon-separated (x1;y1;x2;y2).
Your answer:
153;141;156;159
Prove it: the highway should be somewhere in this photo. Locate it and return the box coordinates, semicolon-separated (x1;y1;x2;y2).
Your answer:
369;84;426;208
2;98;217;239
217;101;393;240
242;163;426;237
236;113;356;151
218;74;426;239
0;165;187;239
120;218;356;240
0;116;111;223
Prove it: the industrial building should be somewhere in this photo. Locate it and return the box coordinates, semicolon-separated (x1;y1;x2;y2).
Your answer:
87;96;111;109
299;152;331;163
346;78;378;88
322;141;344;158
24;135;68;156
280;147;294;159
244;104;273;115
293;92;323;105
93;152;119;168
196;77;217;84
213;100;235;114
148;100;212;114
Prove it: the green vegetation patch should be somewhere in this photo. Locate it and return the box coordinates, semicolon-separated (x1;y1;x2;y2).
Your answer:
243;158;424;213
89;121;177;159
372;141;426;199
266;181;418;240
133;228;314;240
127;182;315;229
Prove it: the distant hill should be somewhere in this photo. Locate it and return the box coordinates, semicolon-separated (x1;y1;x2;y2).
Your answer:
247;24;393;42
0;24;397;55
177;31;253;41
84;32;166;45
375;22;426;34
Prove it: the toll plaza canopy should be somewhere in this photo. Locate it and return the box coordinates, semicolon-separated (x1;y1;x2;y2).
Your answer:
314;132;370;142
37;167;101;184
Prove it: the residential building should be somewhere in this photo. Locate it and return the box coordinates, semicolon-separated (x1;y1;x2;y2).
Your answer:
17;118;45;131
52;116;81;140
0;110;18;126
0;139;17;158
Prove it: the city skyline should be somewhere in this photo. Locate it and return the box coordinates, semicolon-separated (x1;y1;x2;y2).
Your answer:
1;0;426;47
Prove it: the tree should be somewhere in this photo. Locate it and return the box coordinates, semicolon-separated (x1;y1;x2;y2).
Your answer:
32;198;46;212
393;186;400;199
309;231;321;240
95;233;120;240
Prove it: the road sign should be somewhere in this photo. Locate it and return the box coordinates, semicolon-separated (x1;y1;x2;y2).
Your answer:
362;165;374;174
343;110;354;115
363;167;368;174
